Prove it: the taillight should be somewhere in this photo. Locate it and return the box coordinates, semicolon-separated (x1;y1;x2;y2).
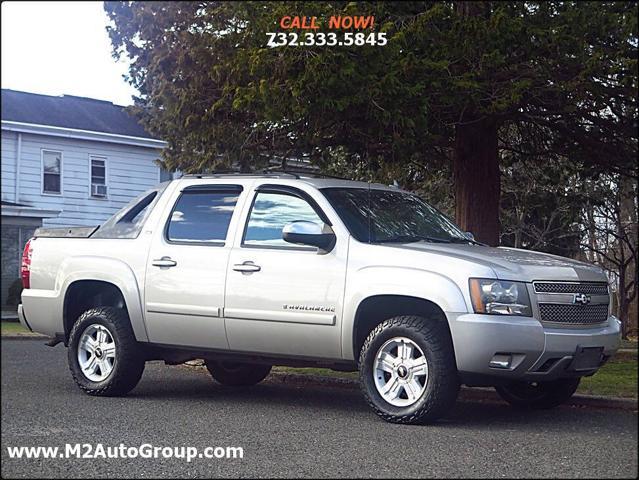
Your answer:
21;238;34;289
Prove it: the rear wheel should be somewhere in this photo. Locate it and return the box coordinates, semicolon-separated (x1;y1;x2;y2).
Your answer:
495;378;580;409
68;307;145;396
205;360;271;386
359;315;460;424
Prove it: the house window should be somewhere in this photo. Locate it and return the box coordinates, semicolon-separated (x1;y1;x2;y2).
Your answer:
90;156;107;197
42;150;62;194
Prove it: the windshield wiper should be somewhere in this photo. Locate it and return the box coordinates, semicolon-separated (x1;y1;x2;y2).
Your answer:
376;235;451;244
448;236;485;246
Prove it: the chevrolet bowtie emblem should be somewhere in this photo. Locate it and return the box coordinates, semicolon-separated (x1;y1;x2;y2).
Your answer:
573;293;591;305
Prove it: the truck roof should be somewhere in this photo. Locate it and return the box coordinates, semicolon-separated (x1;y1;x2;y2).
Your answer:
178;172;397;191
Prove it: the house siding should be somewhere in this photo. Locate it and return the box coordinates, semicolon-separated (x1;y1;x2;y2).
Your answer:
1;219;38;307
15;133;162;227
1;130;17;202
2;128;164;309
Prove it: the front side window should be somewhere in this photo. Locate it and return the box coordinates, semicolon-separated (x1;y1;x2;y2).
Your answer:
90;156;107;197
167;191;239;243
42;150;61;194
243;192;323;247
322;188;468;244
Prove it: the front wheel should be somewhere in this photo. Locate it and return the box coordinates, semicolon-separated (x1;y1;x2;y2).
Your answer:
205;360;272;386
359;315;460;425
495;378;580;409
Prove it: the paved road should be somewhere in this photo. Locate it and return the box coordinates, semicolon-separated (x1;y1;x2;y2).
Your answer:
2;339;637;479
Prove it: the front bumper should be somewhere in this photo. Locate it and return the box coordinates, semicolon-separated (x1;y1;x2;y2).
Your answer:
447;312;621;386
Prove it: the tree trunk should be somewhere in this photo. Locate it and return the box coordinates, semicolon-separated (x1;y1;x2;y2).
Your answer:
453;117;501;246
617;260;629;339
619;175;638;338
452;2;499;246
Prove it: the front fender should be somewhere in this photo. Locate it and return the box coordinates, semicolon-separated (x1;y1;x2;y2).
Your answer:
56;256;148;342
341;266;469;360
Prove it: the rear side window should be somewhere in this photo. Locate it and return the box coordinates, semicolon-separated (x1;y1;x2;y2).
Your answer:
166;190;240;244
92;183;168;239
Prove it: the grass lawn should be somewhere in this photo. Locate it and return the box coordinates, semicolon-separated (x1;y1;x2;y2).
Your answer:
578;354;638;398
0;320;39;336
273;366;358;380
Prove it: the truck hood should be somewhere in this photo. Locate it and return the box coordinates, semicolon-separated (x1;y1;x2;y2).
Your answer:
386;242;606;283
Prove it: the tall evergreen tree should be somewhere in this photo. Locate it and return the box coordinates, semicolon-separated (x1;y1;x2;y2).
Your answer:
105;1;637;245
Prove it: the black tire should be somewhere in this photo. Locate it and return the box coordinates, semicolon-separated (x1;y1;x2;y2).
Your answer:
205;360;271;386
495;378;580;409
68;307;145;396
358;315;460;425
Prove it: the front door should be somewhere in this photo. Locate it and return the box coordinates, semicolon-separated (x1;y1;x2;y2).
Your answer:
144;184;243;348
224;185;347;359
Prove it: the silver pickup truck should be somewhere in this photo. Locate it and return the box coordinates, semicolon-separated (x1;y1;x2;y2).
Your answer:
19;173;621;424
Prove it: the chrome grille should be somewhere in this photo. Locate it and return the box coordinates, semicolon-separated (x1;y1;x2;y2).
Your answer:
534;282;608;295
538;303;608;325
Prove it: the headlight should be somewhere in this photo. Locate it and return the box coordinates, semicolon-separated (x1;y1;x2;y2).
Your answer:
469;279;531;316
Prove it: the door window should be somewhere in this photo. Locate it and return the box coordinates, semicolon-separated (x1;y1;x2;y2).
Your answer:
167;191;239;244
243;192;323;248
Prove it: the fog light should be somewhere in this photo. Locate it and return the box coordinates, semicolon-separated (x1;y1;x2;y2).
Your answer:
489;354;512;369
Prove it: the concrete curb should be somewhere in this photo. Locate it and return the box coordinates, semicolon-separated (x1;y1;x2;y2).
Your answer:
265;371;638;411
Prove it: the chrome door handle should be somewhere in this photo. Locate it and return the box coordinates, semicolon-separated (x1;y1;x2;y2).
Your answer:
233;262;261;273
152;256;177;268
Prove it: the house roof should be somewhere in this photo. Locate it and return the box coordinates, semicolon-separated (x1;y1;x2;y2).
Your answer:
1;200;60;219
1;89;158;140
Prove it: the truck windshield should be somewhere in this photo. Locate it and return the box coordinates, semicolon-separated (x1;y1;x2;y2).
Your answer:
321;187;470;244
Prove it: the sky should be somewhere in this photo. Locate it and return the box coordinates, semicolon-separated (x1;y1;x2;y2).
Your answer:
1;1;137;106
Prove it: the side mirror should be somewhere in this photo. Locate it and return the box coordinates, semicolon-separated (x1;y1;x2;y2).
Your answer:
282;221;336;252
465;231;475;241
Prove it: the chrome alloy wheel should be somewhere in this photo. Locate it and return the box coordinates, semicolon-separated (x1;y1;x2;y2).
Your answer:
373;337;429;407
77;324;116;382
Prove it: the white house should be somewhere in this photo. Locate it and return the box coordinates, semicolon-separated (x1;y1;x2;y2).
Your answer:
1;89;168;308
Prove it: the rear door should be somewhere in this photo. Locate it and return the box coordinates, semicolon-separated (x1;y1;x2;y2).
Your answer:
144;183;246;348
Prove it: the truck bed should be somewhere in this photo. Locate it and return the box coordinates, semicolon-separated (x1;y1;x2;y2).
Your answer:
34;226;99;238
